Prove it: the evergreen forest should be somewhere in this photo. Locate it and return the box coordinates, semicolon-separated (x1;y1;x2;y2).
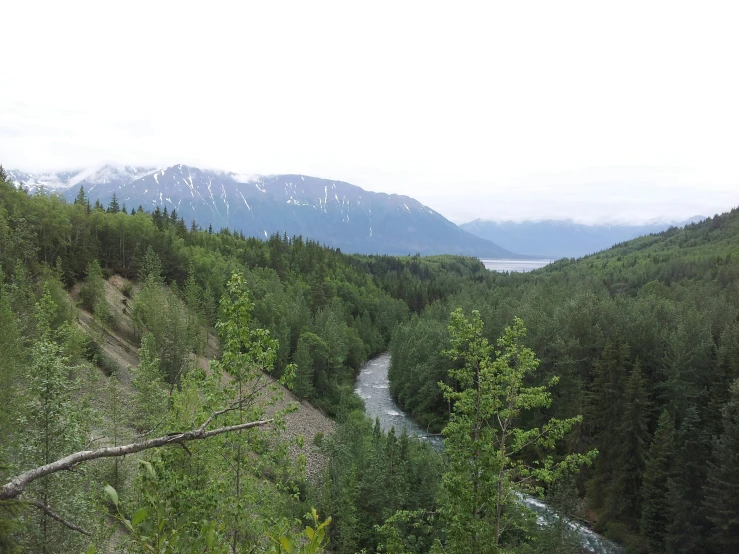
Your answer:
1;166;738;553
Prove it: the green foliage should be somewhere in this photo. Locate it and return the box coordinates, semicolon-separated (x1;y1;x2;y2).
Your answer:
102;462;228;553
130;333;169;435
15;286;96;553
0;290;22;444
4;168;739;551
0;496;20;554
78;259;105;313
640;410;676;552
133;266;198;385
317;416;442;554
437;311;595;553
266;508;331;554
611;361;650;528
704;379;739;553
387;207;739;548
121;280;134;298
665;406;709;554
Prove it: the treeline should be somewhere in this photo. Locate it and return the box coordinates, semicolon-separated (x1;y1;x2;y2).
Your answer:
389;207;739;552
0;171;487;416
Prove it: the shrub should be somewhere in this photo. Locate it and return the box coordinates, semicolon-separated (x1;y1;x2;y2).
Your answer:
121;281;134;299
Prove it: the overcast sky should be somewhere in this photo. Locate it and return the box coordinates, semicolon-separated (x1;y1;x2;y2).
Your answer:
2;1;738;224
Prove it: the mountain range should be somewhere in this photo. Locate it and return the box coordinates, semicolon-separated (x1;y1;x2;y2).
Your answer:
460;217;706;259
7;164;517;258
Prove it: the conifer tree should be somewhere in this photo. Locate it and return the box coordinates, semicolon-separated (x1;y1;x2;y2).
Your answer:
612;360;651;527
130;333;168;435
183;262;205;354
106;192;120;214
641;410;676;553
0;291;22;444
665;406;709;554
16;288;93;553
704;379;739;553
706;324;739;436
587;336;630;524
292;336;316;399
73;186;87;208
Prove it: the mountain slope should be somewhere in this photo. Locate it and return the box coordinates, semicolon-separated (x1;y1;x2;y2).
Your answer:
460;217;706;259
9;165;156;196
12;164;518;257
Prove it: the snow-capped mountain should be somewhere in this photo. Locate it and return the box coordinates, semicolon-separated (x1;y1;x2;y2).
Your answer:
460;217;707;259
9;165;156;196
9;164;518;257
7;169;79;194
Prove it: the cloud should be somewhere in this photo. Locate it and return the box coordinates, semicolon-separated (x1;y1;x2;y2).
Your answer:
1;1;737;223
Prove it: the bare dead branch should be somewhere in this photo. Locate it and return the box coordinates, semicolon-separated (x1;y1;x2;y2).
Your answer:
29;500;92;536
1;418;273;501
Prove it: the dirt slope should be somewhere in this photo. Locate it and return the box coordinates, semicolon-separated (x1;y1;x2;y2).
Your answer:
72;276;334;481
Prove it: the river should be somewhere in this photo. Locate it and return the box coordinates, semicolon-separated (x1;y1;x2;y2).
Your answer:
355;353;622;554
480;259;553;272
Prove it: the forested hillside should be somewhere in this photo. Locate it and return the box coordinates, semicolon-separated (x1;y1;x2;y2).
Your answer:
390;206;739;552
0;168;520;553
4;163;735;553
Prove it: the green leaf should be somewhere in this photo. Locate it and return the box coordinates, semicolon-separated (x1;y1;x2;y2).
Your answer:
279;536;295;552
104;484;119;506
141;460;156;480
132;507;148;527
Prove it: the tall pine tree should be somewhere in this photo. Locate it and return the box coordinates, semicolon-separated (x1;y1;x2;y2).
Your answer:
641;410;676;553
704;379;739;553
612;360;651;528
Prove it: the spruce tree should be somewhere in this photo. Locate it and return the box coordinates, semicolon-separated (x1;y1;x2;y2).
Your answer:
106;192;120;214
73;185;87;208
292;336;316;399
612;360;650;527
587;336;630;524
641;410;676;553
665;406;709;554
704;379;739;553
16;288;93;553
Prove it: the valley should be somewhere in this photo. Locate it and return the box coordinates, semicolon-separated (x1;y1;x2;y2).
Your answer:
2;167;739;553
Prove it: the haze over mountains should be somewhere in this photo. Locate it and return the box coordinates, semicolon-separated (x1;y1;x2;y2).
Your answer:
460;217;707;259
7;164;517;258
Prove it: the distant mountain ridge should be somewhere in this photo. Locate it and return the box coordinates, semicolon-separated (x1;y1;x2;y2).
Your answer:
460;217;706;259
9;164;519;258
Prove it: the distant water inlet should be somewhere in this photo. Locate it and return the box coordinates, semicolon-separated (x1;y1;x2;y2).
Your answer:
355;353;622;554
481;258;553;272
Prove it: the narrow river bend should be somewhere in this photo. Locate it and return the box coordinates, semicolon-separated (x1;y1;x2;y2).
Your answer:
355;353;622;554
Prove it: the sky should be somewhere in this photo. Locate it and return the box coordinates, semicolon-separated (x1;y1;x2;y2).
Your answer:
2;1;738;224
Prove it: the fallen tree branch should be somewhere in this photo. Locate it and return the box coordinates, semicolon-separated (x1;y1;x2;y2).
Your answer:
29;500;92;536
1;418;273;501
